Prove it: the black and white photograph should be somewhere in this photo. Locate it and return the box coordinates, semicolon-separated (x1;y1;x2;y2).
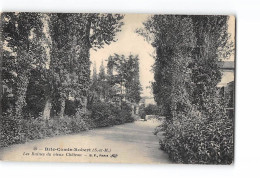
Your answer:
0;12;235;165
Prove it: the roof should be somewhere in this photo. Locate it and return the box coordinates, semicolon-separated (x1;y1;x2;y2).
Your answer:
218;61;235;70
141;96;154;100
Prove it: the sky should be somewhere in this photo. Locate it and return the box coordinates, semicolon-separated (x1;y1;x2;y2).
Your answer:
89;14;235;97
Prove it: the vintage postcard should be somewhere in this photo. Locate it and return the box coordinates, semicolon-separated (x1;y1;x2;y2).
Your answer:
0;12;235;164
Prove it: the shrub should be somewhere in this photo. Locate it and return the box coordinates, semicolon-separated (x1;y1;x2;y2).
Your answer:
90;102;113;127
64;99;81;116
1;115;21;147
144;104;160;115
0;114;90;148
139;104;160;119
159;111;233;164
119;102;134;123
90;101;134;128
0;101;134;148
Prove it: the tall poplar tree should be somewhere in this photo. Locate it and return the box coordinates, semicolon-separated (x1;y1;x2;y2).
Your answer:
139;15;234;164
2;12;45;117
43;13;124;119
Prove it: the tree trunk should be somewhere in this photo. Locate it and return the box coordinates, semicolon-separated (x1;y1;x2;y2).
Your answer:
131;104;135;115
135;105;139;115
59;98;66;118
43;98;52;120
15;73;29;117
81;97;88;114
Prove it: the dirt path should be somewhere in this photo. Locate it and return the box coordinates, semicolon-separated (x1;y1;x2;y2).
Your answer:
0;120;171;164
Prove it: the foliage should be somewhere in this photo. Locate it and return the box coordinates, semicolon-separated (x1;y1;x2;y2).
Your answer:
64;99;81;116
40;13;124;119
91;60;109;101
159;110;233;164
2;12;124;117
89;101;134;128
1;12;130;148
188;16;233;113
139;15;234;164
2;12;46;117
106;54;142;104
139;104;160;119
124;55;142;103
0;114;90;148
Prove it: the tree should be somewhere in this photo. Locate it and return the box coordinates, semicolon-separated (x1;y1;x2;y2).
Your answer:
106;54;126;106
105;54;142;106
92;61;98;82
106;55;117;102
89;60;107;102
189;16;233;113
125;54;142;103
98;60;107;101
139;15;196;119
99;60;105;79
42;13;124;119
2;12;46;117
187;16;234;163
139;15;234;164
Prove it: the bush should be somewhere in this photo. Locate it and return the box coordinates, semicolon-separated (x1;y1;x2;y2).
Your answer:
159;112;234;164
90;101;134;128
119;102;134;123
0;101;134;148
1;115;21;147
65;99;81;116
0;114;90;148
145;104;160;115
139;104;160;119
